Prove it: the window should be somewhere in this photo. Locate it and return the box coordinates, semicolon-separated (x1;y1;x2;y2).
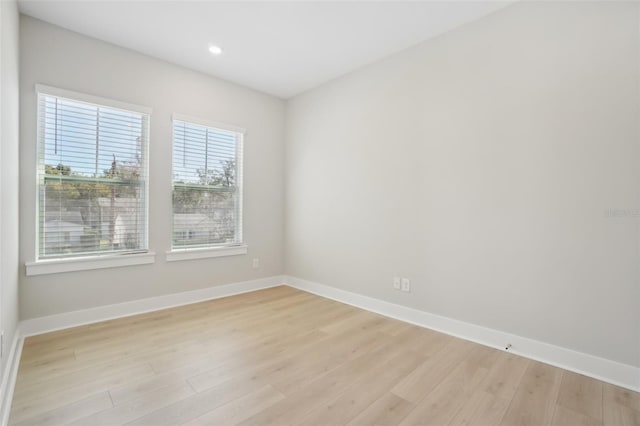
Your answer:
171;115;244;251
36;86;150;260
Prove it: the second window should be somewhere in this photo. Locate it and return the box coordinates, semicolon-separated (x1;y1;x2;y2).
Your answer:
171;116;244;250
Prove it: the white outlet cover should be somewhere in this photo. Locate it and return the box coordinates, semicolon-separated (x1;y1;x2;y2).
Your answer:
393;277;401;290
401;278;411;292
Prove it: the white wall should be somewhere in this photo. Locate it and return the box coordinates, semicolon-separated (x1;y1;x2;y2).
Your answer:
0;1;19;375
19;16;285;319
0;0;20;377
285;1;640;368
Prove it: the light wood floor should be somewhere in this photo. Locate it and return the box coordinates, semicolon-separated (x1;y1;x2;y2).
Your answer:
9;286;640;426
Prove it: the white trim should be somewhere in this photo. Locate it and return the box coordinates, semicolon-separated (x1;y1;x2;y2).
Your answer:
172;113;246;135
35;84;152;115
0;329;23;426
20;275;284;337
285;275;640;393
25;252;156;276
235;132;244;244
166;244;248;262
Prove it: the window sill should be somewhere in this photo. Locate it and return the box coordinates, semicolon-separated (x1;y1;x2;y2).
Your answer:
165;245;248;262
25;252;156;276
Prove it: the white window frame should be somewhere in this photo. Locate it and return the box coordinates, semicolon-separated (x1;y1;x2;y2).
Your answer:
166;113;247;262
26;84;155;276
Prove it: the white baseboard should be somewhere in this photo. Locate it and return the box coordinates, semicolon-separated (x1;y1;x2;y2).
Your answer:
20;275;285;337
1;328;24;426
10;272;639;414
285;275;640;393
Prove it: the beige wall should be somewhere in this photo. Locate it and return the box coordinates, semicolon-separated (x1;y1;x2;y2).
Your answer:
19;16;285;319
285;1;640;367
1;0;20;376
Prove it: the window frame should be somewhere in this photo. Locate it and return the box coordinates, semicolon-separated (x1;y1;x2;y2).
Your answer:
27;84;154;275
167;113;247;261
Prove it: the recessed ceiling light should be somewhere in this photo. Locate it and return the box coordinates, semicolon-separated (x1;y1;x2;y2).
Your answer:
208;45;223;56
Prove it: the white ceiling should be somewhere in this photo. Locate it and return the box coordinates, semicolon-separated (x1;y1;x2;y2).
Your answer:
18;1;511;99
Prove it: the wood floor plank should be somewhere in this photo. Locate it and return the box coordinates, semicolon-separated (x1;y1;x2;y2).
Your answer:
264;349;349;397
15;350;161;391
268;330;399;398
453;351;526;425
146;325;300;374
447;391;510;426
108;362;211;406
238;342;409;426
481;352;530;400
298;350;426;426
12;357;154;401
499;360;563;426
69;383;195;426
398;370;472;425
291;307;359;332
11;392;113;426
318;310;387;335
376;317;414;336
397;346;496;426
10;363;155;423
19;347;75;367
186;329;331;394
347;393;416;426
390;325;451;358
604;383;640;413
556;370;603;422
551;405;602;426
391;338;475;404
603;401;640;426
9;287;632;426
124;374;269;425
181;385;286;426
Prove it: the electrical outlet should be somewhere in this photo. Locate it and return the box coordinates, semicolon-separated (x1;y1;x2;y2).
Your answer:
401;278;411;292
252;258;260;269
393;277;401;290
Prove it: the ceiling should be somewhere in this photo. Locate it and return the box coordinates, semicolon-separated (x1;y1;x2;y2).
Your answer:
18;1;511;99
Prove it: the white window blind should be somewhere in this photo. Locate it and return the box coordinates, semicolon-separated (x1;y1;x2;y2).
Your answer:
37;87;150;259
172;117;244;250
